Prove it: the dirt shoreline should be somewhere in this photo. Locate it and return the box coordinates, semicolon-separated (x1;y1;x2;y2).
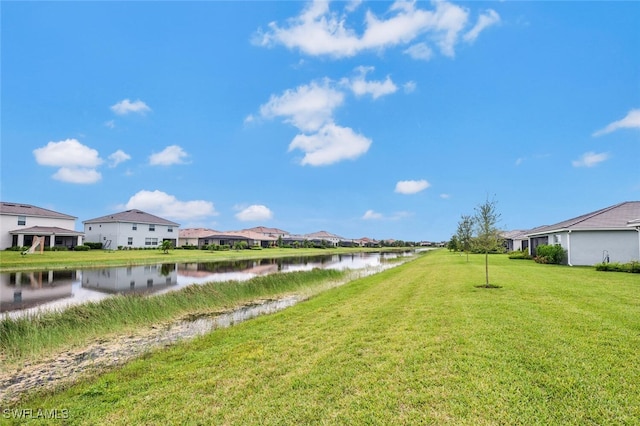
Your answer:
0;262;405;407
0;296;301;407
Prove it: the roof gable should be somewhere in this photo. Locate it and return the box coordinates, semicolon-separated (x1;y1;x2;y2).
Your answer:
83;209;179;226
0;202;76;220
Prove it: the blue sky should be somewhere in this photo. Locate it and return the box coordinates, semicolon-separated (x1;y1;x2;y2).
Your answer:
2;1;639;242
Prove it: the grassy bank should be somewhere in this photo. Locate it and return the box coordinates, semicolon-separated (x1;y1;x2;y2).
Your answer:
0;247;396;272
0;269;346;366
7;251;640;424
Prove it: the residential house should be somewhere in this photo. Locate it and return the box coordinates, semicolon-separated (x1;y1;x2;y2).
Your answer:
304;231;343;247
204;230;278;248
501;230;530;252
355;237;380;247
0;202;83;250
243;226;289;239
525;201;640;266
83;209;179;249
178;228;220;248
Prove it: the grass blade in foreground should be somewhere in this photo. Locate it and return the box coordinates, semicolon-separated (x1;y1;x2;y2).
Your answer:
11;251;640;425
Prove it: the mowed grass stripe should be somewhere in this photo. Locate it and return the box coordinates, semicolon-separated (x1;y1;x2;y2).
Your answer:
14;251;640;425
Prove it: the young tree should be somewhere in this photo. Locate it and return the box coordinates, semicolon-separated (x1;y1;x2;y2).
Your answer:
473;196;503;287
447;235;459;252
160;240;173;254
456;215;475;262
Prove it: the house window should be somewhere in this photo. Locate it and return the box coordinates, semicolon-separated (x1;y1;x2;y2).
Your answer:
149;224;155;232
89;226;92;231
145;238;158;246
17;216;26;226
168;227;173;233
132;224;137;230
128;237;133;246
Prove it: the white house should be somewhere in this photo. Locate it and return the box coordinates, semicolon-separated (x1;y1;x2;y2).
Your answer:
0;202;83;250
501;230;530;252
304;231;343;247
526;201;640;266
83;209;179;249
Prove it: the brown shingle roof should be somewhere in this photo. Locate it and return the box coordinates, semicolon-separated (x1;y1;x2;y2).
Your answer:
83;209;179;226
9;226;83;236
179;228;220;238
0;202;76;220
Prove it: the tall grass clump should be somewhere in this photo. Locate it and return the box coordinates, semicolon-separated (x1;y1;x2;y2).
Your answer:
0;269;345;364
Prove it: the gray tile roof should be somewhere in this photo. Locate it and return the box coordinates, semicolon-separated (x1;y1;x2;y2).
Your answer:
0;202;76;220
527;201;640;236
305;230;344;239
243;226;289;235
83;209;179;226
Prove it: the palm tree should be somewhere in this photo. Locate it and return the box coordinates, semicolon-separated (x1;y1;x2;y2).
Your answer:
160;240;173;254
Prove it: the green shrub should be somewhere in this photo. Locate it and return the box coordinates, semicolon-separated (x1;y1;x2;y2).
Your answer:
74;245;90;251
85;242;103;249
508;250;531;260
595;261;640;273
534;244;566;265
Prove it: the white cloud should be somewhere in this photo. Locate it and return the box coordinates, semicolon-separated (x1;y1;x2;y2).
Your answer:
463;9;500;43
259;80;344;132
404;42;433;61
363;210;412;220
149;145;189;166
289;123;372;166
347;66;397;99
33;139;103;184
256;0;472;59
572;151;610;168
440;193;451;199
52;167;101;184
395;179;431;194
104;120;116;129
33;139;103;168
235;205;274;222
108;150;131;168
363;210;383;220
515;157;524;166
403;81;417;93
111;99;151;115
593;109;640;137
123;190;217;221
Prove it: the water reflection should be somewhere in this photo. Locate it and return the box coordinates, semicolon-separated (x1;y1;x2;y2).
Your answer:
1;252;409;318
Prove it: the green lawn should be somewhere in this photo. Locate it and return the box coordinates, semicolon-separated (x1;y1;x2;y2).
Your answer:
5;251;640;425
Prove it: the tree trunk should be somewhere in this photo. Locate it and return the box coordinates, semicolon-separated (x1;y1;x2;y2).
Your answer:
485;251;489;286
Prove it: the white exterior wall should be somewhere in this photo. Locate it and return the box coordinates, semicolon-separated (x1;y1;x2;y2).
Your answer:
0;214;76;249
569;230;638;266
84;221;177;249
82;264;177;292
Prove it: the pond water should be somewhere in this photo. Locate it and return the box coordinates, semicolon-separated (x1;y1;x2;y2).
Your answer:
0;252;410;318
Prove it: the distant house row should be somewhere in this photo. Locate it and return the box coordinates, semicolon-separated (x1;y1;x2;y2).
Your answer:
501;201;640;266
0;202;380;252
3;201;638;266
